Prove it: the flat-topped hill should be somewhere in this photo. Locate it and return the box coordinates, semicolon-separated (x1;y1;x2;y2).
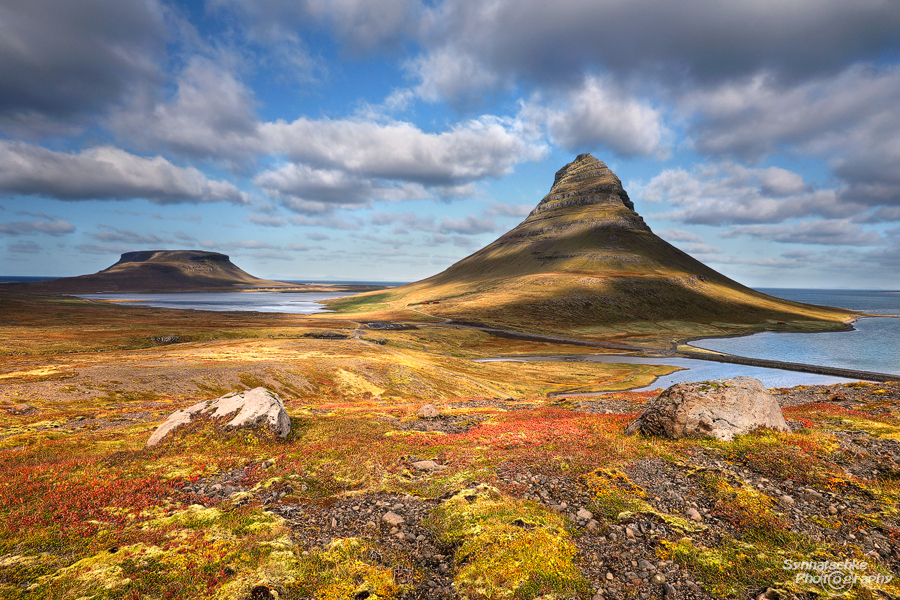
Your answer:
13;250;299;293
329;154;855;342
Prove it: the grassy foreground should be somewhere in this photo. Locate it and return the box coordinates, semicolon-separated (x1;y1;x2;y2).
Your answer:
0;293;898;599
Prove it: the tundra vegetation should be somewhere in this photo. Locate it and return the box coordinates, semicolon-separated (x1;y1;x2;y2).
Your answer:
0;291;898;599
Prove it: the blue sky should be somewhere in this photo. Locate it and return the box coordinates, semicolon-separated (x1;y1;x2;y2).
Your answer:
2;0;900;288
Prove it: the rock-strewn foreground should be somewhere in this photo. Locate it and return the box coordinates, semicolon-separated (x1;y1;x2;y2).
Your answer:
3;367;898;599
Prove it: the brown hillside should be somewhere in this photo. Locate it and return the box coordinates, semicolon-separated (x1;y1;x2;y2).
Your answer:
328;154;854;341
13;250;298;293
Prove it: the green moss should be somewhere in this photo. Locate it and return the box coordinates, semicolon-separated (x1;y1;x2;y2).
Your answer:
428;485;589;599
661;537;898;599
283;538;404;600
584;469;705;533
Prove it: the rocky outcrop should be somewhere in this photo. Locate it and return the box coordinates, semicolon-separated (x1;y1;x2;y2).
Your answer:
416;404;441;419
147;387;291;447
625;377;789;441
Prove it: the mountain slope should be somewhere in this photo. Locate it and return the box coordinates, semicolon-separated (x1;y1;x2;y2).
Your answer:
329;154;854;341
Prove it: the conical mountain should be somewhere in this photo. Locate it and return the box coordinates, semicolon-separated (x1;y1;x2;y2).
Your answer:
333;154;852;341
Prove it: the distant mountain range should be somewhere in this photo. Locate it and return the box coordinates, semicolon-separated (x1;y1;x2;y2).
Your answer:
329;153;853;337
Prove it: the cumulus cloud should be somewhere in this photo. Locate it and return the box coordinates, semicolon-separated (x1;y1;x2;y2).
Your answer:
525;77;671;158
0;0;166;134
255;163;426;214
254;115;543;213
683;66;900;208
410;0;900;102
261;115;545;186
0;142;249;204
111;57;261;160
639;162;859;225
722;220;884;246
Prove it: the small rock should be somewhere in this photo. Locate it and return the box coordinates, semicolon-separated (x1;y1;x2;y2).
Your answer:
780;495;794;506
686;507;702;522
586;519;600;532
417;404;441;419
383;511;405;526
625;527;636;539
651;574;666;585
606;573;615;581
412;460;448;472
664;583;676;596
827;505;838;515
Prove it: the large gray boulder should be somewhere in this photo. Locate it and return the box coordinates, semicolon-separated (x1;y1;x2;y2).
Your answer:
147;387;290;447
625;377;789;441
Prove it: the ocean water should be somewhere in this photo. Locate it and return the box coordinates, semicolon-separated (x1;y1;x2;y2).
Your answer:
691;289;900;377
76;291;349;314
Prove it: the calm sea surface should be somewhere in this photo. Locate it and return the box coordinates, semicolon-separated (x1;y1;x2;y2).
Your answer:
690;289;900;377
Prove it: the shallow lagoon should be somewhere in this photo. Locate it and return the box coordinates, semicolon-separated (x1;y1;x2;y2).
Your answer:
77;291;348;314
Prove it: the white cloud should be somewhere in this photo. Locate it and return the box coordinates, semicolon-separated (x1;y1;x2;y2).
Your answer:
261;114;545;186
639;162;858;225
111;56;261;160
528;77;671;158
0;141;249;204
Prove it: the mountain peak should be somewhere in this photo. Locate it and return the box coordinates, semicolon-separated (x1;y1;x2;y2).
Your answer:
535;153;635;216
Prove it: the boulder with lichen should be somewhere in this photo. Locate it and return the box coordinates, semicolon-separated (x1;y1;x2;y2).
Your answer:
625;376;789;441
147;387;290;447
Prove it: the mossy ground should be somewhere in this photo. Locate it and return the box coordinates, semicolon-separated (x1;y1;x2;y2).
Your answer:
0;291;897;599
